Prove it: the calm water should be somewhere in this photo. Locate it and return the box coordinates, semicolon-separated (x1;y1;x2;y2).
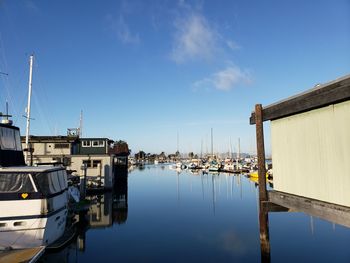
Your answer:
40;165;350;262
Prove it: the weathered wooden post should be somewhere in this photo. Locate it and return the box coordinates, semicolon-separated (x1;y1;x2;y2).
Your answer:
255;104;270;261
255;104;268;202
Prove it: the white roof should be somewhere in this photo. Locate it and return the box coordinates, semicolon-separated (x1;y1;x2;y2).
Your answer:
0;165;65;173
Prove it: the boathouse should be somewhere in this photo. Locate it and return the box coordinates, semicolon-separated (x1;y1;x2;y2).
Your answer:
250;74;350;207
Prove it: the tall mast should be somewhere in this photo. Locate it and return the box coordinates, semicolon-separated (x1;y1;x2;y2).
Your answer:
25;54;34;164
200;139;203;159
177;131;179;152
211;128;213;158
236;137;240;171
79;110;83;137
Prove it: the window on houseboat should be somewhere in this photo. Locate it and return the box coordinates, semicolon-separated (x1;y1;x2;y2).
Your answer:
0;173;35;193
82;141;91;147
35;170;66;195
92;160;101;168
82;160;92;168
92;140;104;147
54;143;69;149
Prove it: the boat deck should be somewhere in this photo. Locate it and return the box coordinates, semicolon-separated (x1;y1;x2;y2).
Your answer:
0;246;45;263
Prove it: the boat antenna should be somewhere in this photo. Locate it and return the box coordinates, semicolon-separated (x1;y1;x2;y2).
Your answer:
25;54;34;164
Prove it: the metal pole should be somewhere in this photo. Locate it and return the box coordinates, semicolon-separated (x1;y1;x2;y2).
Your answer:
255;104;267;202
25;55;34;164
80;164;87;200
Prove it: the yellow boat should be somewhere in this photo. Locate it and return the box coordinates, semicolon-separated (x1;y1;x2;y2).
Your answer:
249;171;269;178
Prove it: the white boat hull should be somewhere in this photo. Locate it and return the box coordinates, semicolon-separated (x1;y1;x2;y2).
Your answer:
0;207;67;249
0;191;68;249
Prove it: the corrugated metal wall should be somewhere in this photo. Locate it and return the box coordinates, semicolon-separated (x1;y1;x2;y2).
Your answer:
271;100;350;207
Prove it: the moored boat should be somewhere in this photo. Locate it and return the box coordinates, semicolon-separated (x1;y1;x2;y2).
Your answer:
0;118;69;249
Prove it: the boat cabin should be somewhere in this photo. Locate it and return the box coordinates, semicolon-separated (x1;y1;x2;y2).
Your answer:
0;123;25;167
0;166;68;200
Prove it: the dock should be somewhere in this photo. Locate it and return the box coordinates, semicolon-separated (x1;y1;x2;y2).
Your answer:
0;246;45;263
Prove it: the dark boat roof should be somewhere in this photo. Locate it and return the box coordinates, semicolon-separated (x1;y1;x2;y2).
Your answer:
0;122;20;130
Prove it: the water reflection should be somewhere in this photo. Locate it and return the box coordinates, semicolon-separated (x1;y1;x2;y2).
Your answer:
259;202;270;263
38;172;129;262
257;188;350;262
27;166;350;262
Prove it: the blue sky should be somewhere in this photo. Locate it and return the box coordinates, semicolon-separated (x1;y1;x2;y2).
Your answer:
0;0;349;155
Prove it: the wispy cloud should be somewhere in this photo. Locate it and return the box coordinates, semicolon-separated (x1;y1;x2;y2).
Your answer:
171;12;218;63
226;40;240;50
193;65;252;91
105;12;140;45
116;15;140;44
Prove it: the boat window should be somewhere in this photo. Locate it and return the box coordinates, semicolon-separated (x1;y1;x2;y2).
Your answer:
57;169;68;189
50;171;61;193
14;130;22;151
0;127;17;150
0;173;35;193
35;171;65;195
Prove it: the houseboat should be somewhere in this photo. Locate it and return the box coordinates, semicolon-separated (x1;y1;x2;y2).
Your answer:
21;134;116;189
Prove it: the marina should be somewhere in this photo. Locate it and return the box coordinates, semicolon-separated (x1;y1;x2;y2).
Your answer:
0;74;350;262
0;1;349;262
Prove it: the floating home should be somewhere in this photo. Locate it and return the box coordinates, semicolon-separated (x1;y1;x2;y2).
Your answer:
21;135;115;189
250;74;350;225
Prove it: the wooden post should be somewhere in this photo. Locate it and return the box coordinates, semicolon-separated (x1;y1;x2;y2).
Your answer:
255;104;267;202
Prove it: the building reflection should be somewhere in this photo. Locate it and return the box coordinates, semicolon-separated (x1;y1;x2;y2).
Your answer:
113;171;128;224
78;172;129;249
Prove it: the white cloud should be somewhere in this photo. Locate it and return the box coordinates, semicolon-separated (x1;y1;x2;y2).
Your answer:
193;66;251;91
171;13;218;63
117;15;140;44
226;40;240;50
106;14;140;44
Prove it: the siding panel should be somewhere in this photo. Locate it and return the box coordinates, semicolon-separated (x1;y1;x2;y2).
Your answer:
271;100;350;206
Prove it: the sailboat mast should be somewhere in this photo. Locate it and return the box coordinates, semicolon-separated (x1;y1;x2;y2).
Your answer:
236;138;240;171
79;110;83;137
211;128;213;158
25;54;34;163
